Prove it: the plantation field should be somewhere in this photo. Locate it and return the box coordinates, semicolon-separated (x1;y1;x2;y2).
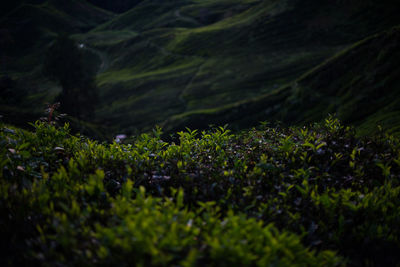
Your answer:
1;118;400;266
1;0;400;138
2;1;400;266
164;26;400;136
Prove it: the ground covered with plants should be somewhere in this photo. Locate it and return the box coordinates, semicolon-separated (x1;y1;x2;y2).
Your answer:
1;117;399;266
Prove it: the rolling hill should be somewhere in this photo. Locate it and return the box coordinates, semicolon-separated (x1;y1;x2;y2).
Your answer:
1;0;400;138
163;25;400;136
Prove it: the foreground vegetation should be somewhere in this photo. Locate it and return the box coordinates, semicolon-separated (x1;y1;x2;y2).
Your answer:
1;117;400;266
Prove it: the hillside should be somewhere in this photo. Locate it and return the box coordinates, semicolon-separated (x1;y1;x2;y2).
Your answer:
1;0;400;138
82;0;400;135
87;0;144;13
1;0;113;64
163;26;400;136
0;0;113;130
1;118;400;266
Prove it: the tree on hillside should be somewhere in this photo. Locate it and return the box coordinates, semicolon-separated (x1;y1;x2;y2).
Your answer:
43;34;98;119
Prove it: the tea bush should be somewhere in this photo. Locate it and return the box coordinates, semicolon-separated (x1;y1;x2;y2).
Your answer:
1;117;399;266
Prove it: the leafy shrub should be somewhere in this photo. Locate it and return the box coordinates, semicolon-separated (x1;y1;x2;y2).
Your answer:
1;116;399;266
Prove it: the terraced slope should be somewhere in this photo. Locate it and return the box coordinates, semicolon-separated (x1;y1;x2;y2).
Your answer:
163;26;400;136
1;0;400;138
82;0;400;135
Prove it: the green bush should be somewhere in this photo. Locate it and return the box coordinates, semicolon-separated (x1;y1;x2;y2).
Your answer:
1;117;399;266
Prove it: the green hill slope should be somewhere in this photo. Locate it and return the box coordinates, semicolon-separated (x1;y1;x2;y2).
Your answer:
82;0;400;135
87;0;144;13
164;26;400;136
1;0;400;138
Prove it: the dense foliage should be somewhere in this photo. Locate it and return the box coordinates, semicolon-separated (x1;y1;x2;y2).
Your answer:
1;117;399;266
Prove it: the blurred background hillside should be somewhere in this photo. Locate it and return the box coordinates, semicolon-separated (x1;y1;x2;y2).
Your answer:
1;0;400;139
